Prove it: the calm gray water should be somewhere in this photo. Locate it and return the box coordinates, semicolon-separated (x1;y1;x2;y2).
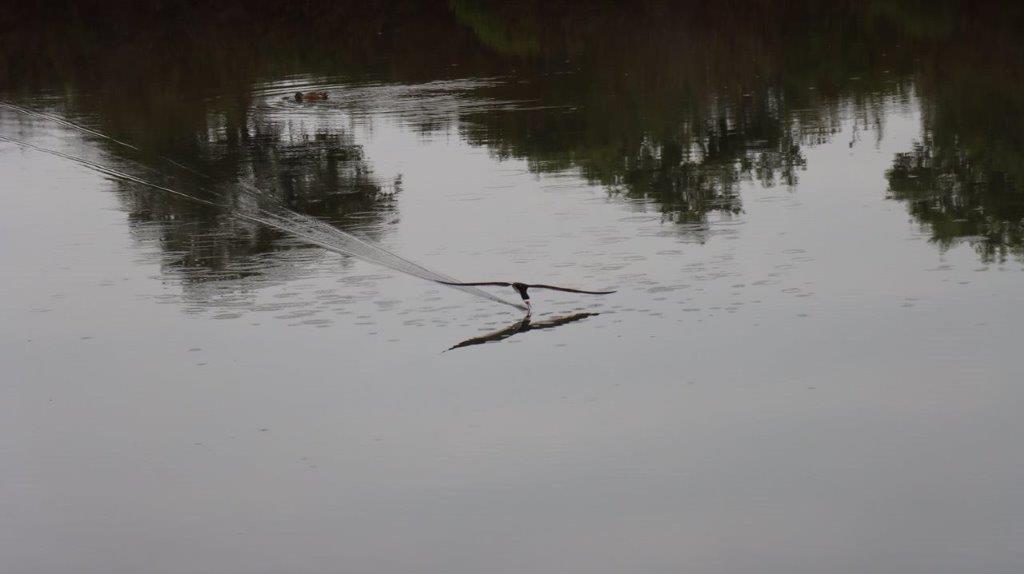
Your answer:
3;2;1024;573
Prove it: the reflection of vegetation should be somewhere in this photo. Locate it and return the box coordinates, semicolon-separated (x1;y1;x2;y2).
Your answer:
888;138;1024;261
0;2;408;290
884;0;1024;262
452;0;914;227
3;0;1022;261
98;98;400;294
450;0;1023;252
0;0;912;234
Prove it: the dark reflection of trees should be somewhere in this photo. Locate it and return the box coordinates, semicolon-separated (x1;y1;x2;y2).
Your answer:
463;93;809;226
0;2;409;297
888;138;1024;262
450;0;1024;253
2;0;1022;265
884;1;1024;262
98;102;398;301
111;111;398;302
0;1;909;235
451;0;912;228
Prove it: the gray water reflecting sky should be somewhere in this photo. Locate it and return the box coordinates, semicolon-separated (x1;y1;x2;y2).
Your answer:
3;2;1024;573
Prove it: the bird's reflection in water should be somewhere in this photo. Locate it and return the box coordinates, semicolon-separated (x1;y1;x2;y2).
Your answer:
446;312;599;351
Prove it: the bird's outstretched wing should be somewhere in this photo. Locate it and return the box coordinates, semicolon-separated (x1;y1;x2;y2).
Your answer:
436;280;512;287
525;283;617;295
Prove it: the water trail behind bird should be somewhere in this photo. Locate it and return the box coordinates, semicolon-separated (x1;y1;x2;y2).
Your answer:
0;109;527;311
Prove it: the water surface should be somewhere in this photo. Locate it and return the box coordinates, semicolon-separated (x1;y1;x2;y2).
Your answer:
3;2;1024;573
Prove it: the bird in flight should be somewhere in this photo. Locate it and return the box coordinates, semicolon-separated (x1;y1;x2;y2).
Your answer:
437;281;615;312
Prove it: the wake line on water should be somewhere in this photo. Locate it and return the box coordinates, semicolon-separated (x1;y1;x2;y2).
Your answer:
0;102;140;151
0;109;527;311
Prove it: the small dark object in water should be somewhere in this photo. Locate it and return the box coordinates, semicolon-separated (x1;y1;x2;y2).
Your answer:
294;91;329;102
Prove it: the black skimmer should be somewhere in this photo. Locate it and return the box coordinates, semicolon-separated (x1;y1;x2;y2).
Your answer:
437;281;615;312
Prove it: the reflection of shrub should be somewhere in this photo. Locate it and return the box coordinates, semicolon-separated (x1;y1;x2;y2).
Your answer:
888;138;1024;262
883;0;1024;262
6;0;1022;253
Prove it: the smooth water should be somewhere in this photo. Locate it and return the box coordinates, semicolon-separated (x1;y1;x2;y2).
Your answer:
3;2;1024;573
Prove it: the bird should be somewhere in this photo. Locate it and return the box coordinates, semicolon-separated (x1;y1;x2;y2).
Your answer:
436;281;615;312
